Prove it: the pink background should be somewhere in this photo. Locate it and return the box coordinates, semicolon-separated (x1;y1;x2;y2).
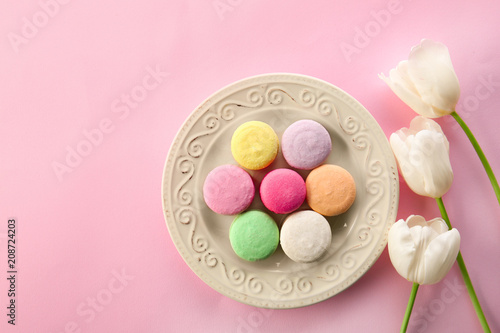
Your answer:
1;0;499;332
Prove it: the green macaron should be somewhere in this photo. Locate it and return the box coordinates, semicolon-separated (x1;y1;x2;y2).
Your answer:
229;210;279;261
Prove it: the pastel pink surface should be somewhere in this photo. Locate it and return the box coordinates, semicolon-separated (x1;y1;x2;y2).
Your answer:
203;164;254;215
1;1;499;333
282;119;332;170
260;168;306;214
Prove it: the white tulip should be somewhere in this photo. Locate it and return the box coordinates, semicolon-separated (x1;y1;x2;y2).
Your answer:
379;39;460;118
388;215;460;285
390;116;453;198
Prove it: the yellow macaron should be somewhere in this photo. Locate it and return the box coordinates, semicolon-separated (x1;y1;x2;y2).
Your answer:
231;121;279;170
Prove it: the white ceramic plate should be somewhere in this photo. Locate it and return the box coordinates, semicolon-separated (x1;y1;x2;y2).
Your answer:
162;73;399;308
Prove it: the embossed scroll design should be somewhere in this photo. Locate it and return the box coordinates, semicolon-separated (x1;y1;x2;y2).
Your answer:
333;106;386;271
185;114;220;158
186;87;266;159
217;88;265;121
174;157;210;257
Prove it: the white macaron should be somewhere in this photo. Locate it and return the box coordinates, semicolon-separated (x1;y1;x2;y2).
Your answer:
280;210;332;263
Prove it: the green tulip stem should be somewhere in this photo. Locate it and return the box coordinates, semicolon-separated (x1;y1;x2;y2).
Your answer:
450;111;500;205
401;282;419;333
436;197;491;333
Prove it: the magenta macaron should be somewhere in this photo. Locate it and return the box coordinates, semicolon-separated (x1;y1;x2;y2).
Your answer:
259;168;306;214
203;164;255;215
281;119;332;170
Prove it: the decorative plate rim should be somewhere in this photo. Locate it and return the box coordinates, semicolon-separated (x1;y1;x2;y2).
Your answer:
162;73;399;309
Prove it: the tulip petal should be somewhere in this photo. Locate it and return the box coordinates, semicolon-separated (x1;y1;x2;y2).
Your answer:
428;218;450;235
407;39;460;115
379;63;439;118
391;61;420;96
391;117;453;198
405;215;426;228
412;130;453;198
409;224;438;284
388;220;418;281
390;133;427;196
422;228;460;284
409;116;450;151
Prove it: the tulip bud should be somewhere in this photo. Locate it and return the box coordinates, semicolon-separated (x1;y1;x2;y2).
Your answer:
379;39;460;118
388;215;460;285
390;116;453;198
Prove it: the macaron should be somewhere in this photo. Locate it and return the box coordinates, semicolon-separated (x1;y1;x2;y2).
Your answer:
229;210;279;261
306;164;356;216
282;119;332;170
280;210;332;263
260;168;306;214
231;121;279;170
203;164;255;215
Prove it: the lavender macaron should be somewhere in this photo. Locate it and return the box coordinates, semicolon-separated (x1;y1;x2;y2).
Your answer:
281;119;332;170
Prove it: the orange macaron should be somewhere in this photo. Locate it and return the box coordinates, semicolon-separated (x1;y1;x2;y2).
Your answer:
305;164;356;216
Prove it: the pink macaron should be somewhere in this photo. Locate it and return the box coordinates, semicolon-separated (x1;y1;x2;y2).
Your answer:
281;119;332;170
203;164;255;215
260;168;306;214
